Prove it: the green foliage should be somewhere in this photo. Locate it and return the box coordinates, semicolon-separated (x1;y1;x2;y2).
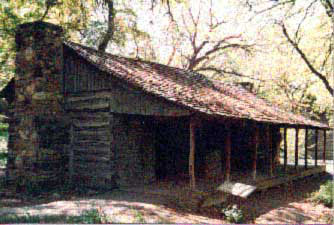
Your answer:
0;208;112;224
0;122;8;139
67;208;106;224
221;204;244;224
0;152;7;168
0;214;62;224
134;210;146;223
311;180;334;207
0;0;92;87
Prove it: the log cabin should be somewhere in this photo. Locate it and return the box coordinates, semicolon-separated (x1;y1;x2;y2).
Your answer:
1;21;330;196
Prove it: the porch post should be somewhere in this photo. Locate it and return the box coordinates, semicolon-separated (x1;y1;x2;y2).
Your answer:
252;123;259;180
189;117;196;190
225;124;231;182
295;127;299;170
305;128;308;169
315;129;318;167
323;130;327;164
283;127;287;172
266;125;273;177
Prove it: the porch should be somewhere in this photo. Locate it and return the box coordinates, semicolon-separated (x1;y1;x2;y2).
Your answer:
122;164;327;207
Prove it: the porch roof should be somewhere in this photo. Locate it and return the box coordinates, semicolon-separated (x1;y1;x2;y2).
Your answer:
65;42;329;129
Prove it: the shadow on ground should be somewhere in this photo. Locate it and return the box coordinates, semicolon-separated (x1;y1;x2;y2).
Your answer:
0;169;332;223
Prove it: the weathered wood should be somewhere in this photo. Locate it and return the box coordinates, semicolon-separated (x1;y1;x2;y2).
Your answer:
284;127;287;172
75;134;110;142
323;130;327;163
225;124;231;182
266;125;273;177
72;120;110;128
189;117;196;190
74;124;110;131
66;98;110;110
315;129;318;167
73;154;110;163
252;123;259;180
257;165;326;190
73;171;112;181
74;162;110;171
305;128;308;169
68;123;74;184
73;146;110;156
295;128;299;170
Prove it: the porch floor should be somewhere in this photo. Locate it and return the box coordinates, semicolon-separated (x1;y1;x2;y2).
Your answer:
122;164;326;206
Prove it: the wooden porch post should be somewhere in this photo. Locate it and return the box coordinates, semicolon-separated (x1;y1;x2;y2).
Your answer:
225;124;231;182
284;127;287;173
295;127;299;170
252;123;259;180
266;125;273;177
305;128;308;169
189;117;196;190
315;129;318;167
68;122;74;185
323;130;327;164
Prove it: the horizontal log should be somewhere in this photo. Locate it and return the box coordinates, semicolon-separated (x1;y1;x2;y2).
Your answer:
66;91;111;100
69;112;110;120
75;134;110;142
74;162;111;171
74;124;110;131
73;154;110;163
66;98;109;110
66;108;110;113
74;141;110;148
72;146;110;155
74;139;110;145
73;168;112;177
257;166;326;190
72;120;109;128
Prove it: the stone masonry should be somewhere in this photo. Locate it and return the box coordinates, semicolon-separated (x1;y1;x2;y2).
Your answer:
6;21;67;190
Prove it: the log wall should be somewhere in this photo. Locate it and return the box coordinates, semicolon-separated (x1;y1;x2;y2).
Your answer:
63;48;192;188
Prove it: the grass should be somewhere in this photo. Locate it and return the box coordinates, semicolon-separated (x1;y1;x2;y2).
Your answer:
0;122;8;139
311;180;333;207
0;208;114;224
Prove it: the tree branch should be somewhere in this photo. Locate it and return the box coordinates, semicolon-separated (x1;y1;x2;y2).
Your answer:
98;0;115;52
195;67;265;82
280;23;333;96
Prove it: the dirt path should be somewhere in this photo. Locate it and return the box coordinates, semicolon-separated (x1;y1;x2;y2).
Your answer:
0;174;332;223
0;191;223;223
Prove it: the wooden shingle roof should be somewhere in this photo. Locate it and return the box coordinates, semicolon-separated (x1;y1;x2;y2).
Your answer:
65;41;329;129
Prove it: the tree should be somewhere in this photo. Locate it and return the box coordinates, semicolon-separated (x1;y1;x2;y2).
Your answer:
0;0;94;87
245;0;334;97
146;0;255;81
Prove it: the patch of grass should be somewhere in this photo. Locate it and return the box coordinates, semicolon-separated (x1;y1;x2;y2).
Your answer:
311;180;333;207
0;123;8;139
134;210;146;223
0;208;114;224
0;214;65;223
0;152;7;167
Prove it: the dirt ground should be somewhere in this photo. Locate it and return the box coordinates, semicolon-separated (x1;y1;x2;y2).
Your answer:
0;172;333;224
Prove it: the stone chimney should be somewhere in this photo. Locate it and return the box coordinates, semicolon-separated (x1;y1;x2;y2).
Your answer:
6;21;68;191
